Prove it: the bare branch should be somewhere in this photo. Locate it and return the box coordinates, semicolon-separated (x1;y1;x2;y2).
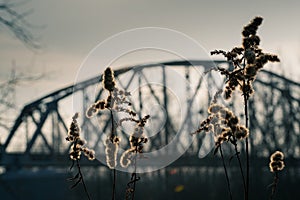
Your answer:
0;69;44;130
0;0;40;49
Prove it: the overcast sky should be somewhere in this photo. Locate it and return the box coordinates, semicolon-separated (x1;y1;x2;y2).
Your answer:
1;0;300;106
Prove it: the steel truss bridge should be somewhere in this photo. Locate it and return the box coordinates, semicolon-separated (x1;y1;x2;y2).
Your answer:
0;60;300;170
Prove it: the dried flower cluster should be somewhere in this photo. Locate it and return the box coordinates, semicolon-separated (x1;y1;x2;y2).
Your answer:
211;17;280;100
85;67;149;170
103;67;116;92
86;88;135;118
86;68;135;119
194;103;249;148
104;136;120;169
194;17;283;200
122;115;150;200
85;67;129;168
120;115;150;168
66;113;95;161
193;102;248;199
269;151;285;200
269;151;285;172
66;67;151;199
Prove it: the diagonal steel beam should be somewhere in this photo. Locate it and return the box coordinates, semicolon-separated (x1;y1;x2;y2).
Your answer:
25;103;52;154
29;112;53;153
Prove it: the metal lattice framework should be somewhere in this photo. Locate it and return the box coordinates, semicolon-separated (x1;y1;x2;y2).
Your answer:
0;60;299;169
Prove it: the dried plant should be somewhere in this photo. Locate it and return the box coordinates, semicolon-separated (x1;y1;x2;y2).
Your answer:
194;16;281;200
66;113;95;200
269;151;285;200
86;67;121;200
211;16;280;200
122;115;149;200
66;67;140;200
211;17;279;100
64;16;286;200
193;103;249;200
85;67;149;200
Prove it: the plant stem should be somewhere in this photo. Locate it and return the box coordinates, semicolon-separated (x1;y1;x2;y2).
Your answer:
76;160;91;200
124;146;140;200
233;140;246;198
242;57;249;200
242;78;249;200
269;172;279;200
219;145;233;200
131;148;138;200
112;168;116;200
109;93;117;200
131;173;137;200
109;96;116;141
244;95;249;200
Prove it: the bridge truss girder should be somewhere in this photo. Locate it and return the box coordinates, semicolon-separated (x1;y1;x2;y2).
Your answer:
0;60;299;169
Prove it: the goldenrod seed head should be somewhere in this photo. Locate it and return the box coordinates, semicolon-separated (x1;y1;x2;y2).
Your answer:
87;150;96;160
235;125;249;140
103;67;116;92
245;65;257;77
77;138;86;146
88;154;95;160
104;137;119;169
269;161;285;172
86;106;96;118
215;135;226;145
95;100;106;110
72;112;79;120
208;104;224;114
120;149;133;168
252;16;263;26
229;116;239;125
270;151;284;162
224;88;232;99
269;151;285;172
69;150;81;160
245;49;256;64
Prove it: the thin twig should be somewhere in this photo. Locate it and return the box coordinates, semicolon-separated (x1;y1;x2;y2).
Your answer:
269;172;279;200
233;140;247;198
131;147;138;200
242;57;250;200
76;160;91;200
110;104;117;200
219;145;233;200
244;94;249;200
131;173;137;200
124;145;141;200
112;168;116;200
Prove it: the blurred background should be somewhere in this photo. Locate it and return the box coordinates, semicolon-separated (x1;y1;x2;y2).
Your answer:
0;0;300;199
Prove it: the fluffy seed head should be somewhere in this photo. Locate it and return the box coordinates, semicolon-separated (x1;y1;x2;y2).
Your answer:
120;149;133;168
104;137;119;169
103;67;116;92
270;151;284;162
269;151;285;172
